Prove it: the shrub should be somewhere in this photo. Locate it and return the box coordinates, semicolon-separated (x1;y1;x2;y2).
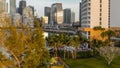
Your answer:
77;50;94;58
93;26;105;30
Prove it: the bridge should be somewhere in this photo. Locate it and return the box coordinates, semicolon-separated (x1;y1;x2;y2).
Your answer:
43;25;80;35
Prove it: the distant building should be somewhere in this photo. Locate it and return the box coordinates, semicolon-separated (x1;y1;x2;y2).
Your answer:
79;3;81;27
16;7;19;13
51;3;63;25
41;16;48;26
18;0;26;15
13;13;22;27
29;6;34;16
10;0;16;15
44;7;51;24
63;8;71;24
71;12;75;24
22;6;34;28
0;0;7;13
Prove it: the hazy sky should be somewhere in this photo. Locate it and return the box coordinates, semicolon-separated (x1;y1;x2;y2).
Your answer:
6;0;81;21
110;0;120;27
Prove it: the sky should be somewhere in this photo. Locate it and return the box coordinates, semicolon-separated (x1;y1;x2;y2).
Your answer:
6;0;81;21
110;0;120;27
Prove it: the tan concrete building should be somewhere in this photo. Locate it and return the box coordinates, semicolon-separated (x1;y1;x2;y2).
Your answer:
80;0;110;28
80;0;110;39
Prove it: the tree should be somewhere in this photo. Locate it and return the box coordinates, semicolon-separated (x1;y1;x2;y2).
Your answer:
97;46;117;65
101;30;116;45
0;19;49;68
67;35;80;59
73;36;80;59
23;19;50;68
90;39;103;48
4;26;27;68
48;34;61;57
59;33;68;59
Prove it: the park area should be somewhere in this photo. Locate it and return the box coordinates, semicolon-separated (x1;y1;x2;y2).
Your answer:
65;55;120;68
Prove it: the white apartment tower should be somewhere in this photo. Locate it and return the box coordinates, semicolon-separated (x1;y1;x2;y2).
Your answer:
80;0;110;28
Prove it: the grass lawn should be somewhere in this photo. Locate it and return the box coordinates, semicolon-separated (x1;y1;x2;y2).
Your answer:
65;56;120;68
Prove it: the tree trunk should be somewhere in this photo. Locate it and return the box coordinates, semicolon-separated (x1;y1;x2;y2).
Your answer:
10;51;21;68
54;44;58;57
74;47;78;59
64;47;66;60
71;51;74;59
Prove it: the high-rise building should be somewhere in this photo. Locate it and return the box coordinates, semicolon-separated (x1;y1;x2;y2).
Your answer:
18;0;26;15
51;3;63;25
80;0;110;28
13;13;22;27
23;6;34;27
63;8;71;24
44;7;51;24
29;6;34;16
10;0;16;15
71;12;75;24
0;0;6;13
79;3;82;27
41;16;48;26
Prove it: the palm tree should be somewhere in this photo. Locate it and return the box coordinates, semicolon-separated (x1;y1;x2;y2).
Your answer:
101;30;116;46
59;33;68;59
48;34;61;57
67;35;80;59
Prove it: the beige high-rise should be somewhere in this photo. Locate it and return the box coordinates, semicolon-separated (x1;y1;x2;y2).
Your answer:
80;0;110;28
0;0;7;13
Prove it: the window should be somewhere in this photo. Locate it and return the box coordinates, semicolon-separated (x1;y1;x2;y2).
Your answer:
100;0;102;3
100;9;102;12
100;17;102;20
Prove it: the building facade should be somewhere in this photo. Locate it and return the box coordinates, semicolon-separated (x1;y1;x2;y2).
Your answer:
18;0;26;15
29;6;34;16
51;3;63;25
80;0;110;28
44;7;51;24
79;3;82;27
41;16;48;26
13;13;22;27
10;0;16;15
80;0;110;40
23;6;34;28
71;12;75;24
63;8;71;24
0;0;7;13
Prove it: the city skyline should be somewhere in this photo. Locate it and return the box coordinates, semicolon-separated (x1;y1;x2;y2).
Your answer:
5;0;120;27
6;0;81;21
